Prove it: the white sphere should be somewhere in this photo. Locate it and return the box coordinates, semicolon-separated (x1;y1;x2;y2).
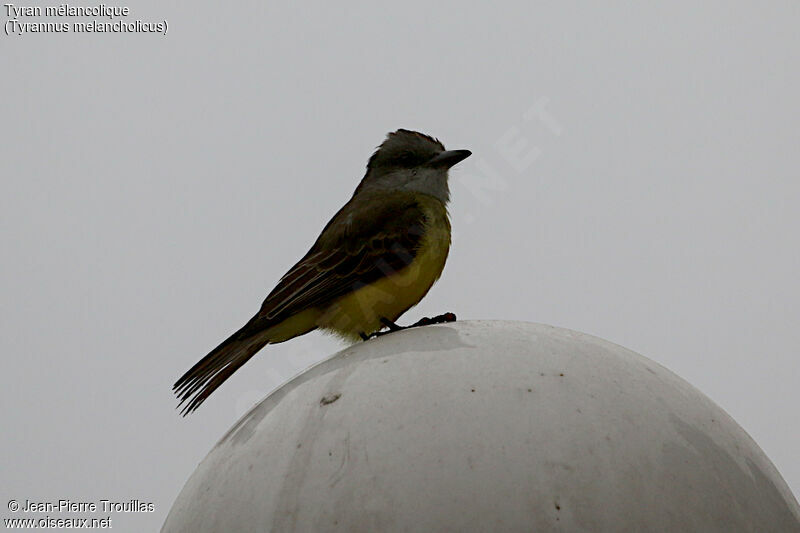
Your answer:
163;321;800;532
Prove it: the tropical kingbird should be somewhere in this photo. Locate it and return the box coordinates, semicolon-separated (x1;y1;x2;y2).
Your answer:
174;129;470;414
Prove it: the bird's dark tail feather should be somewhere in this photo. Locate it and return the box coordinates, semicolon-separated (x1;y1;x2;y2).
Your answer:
174;328;269;416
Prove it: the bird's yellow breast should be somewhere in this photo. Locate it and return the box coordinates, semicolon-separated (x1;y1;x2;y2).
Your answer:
317;199;451;341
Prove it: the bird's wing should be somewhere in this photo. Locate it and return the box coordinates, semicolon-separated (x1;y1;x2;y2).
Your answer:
174;193;430;414
240;192;430;335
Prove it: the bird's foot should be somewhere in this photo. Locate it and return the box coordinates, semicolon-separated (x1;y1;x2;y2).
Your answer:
361;313;457;341
408;312;457;328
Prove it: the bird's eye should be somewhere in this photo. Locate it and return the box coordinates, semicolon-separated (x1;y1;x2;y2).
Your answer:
396;151;417;167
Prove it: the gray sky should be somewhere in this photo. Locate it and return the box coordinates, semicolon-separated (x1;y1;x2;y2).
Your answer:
2;2;798;530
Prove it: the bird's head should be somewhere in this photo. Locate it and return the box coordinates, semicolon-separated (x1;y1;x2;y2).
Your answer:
355;129;471;203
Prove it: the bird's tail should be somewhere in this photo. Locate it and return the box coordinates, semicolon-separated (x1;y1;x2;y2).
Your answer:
174;327;269;416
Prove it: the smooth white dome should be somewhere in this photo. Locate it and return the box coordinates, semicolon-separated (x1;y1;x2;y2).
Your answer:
163;321;800;532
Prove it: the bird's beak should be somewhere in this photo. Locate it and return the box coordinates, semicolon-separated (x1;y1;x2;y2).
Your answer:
427;149;472;169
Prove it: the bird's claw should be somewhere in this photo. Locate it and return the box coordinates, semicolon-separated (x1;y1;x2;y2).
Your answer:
361;312;457;341
409;312;457;327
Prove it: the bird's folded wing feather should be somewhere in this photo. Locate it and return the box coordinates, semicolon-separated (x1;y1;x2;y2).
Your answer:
173;193;433;414
240;193;429;335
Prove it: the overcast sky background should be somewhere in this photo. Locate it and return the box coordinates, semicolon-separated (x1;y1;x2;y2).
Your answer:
2;2;799;530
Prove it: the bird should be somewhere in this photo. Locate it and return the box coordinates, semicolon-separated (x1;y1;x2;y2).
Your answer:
174;129;471;414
